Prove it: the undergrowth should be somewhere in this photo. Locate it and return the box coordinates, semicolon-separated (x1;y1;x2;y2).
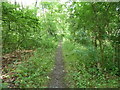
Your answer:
12;47;55;88
63;40;119;88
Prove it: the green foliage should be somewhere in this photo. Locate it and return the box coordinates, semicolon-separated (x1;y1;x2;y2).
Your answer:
63;41;119;88
2;2;62;54
13;48;55;88
2;1;66;88
2;1;119;88
66;1;119;75
2;2;40;53
0;83;9;88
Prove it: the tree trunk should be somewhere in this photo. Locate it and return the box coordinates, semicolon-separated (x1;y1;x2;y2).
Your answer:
35;0;38;7
14;0;17;5
94;36;97;48
98;38;104;70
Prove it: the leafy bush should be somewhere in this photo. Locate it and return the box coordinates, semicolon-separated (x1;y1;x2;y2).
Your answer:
63;41;119;88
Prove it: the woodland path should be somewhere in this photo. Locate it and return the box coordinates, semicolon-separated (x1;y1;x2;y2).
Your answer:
48;40;66;88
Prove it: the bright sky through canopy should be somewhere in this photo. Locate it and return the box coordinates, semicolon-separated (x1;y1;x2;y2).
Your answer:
9;0;69;6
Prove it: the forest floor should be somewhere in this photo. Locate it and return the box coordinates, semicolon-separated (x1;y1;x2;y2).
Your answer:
48;40;67;88
2;50;34;88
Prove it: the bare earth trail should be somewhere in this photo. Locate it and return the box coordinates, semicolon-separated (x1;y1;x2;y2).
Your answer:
48;40;66;88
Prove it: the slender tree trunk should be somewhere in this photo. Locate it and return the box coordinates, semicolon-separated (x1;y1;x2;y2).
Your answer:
21;1;24;9
35;0;38;7
98;38;104;70
8;21;11;30
14;0;17;5
94;36;97;47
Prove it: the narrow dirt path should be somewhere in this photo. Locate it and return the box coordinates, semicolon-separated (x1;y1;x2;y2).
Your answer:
48;40;66;88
